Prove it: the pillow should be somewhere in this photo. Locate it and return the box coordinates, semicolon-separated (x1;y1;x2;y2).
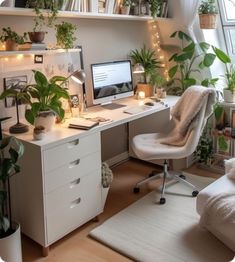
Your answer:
224;158;235;180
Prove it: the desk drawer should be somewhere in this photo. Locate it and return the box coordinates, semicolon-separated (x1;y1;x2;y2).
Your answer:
43;132;100;172
45;169;101;215
46;171;102;244
45;151;101;193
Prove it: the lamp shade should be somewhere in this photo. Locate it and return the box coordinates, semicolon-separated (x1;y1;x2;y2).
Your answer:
71;70;86;84
133;63;145;74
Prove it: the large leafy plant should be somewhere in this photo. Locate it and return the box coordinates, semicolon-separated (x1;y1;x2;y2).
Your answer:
0;136;24;238
198;0;218;14
168;31;219;95
130;45;162;84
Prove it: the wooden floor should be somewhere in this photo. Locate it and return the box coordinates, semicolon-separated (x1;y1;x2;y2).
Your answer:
22;159;220;262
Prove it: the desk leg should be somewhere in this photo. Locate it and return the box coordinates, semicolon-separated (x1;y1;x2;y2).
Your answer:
42;246;49;257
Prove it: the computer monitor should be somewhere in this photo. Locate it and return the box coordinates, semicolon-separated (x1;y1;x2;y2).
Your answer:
91;60;133;107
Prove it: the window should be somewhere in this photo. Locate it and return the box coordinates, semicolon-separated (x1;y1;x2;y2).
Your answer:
219;0;235;57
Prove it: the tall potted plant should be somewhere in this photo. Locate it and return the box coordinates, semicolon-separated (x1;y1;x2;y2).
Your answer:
130;45;162;97
198;0;218;29
0;135;24;262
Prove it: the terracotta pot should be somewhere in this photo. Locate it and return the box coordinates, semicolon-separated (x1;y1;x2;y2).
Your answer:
34;110;56;131
120;5;130;15
136;83;153;97
5;39;18;51
28;32;45;43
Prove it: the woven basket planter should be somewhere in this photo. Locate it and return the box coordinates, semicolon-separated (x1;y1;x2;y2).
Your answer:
199;14;218;29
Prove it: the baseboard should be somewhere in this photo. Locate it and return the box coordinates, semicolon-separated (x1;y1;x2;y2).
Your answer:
105;151;129;167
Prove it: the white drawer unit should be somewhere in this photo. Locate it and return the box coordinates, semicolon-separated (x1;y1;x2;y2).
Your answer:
10;131;103;255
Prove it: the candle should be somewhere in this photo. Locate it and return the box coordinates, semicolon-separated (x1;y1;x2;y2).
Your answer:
138;91;145;100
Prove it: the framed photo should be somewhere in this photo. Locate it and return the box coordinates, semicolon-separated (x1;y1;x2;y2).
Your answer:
3;75;27;108
70;94;80;108
216;135;231;156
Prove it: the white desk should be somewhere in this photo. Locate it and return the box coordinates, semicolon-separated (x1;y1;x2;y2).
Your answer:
9;96;179;255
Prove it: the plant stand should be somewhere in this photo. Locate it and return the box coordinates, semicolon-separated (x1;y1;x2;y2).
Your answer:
0;223;22;262
199;14;218;29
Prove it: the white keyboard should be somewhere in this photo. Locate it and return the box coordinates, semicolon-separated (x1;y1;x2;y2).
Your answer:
123;105;153;115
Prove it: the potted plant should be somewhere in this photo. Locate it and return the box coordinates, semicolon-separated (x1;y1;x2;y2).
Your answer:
213;46;235;103
0;27;27;51
55;21;77;49
198;0;218;29
26;2;58;43
0;135;24;262
148;0;161;18
120;0;133;15
167;31;219;95
101;162;113;208
130;45;162;97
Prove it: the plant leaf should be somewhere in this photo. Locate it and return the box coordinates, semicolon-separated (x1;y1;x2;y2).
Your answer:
203;53;216;67
168;65;178;79
213;46;231;63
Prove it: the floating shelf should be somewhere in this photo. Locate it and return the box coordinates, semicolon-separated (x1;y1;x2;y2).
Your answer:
0;48;81;57
0;7;170;21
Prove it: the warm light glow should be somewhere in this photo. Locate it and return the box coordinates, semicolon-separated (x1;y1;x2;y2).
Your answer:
4;57;9;62
17;54;23;60
138;91;145;100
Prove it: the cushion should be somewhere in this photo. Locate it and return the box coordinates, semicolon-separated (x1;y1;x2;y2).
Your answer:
225;158;235;180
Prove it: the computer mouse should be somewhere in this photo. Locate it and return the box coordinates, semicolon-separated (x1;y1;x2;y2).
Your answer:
144;102;154;106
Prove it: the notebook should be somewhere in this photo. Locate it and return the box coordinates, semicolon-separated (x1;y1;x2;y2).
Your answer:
68;118;99;130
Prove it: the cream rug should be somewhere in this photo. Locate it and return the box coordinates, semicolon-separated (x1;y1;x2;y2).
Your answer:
90;174;234;262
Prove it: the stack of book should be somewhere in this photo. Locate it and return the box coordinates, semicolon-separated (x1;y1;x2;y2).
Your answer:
89;0;120;14
158;0;169;18
68;118;99;130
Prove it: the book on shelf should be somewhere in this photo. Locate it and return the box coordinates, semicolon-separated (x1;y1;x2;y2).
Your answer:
106;0;116;14
89;0;99;13
113;0;121;14
160;0;168;17
68;118;99;130
98;0;106;13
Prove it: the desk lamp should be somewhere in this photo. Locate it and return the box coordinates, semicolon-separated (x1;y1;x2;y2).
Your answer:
133;63;145;74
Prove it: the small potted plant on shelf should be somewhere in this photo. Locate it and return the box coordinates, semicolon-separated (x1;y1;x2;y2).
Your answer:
0;135;24;262
198;0;218;29
148;0;161;18
0;27;27;51
120;0;133;15
55;21;77;49
130;45;162;97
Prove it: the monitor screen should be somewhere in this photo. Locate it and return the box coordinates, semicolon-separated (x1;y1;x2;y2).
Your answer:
91;60;133;105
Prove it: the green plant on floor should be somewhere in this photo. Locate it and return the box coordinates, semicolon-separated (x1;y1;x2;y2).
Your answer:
167;30;219;95
55;21;77;49
130;45;162;84
196;122;213;165
0;136;24;238
198;0;218;15
0;27;27;45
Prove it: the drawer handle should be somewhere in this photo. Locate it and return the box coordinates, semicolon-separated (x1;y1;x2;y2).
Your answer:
68;139;79;148
70;197;81;208
69;159;80;168
70;178;81;188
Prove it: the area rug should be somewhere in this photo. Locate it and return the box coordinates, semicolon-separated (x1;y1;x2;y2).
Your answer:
90;174;234;262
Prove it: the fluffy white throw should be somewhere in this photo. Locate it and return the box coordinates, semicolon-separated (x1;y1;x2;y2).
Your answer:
199;192;235;229
161;85;216;146
225;158;235;180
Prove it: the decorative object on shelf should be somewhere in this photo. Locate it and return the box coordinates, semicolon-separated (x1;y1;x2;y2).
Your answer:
198;0;218;29
167;31;219;95
0;135;24;262
55;21;77;49
22;70;69;130
33;125;46;140
120;0;132;15
0;76;29;134
0;27;27;51
0;0;14;7
130;45;162;97
212;46;235;103
27;3;58;43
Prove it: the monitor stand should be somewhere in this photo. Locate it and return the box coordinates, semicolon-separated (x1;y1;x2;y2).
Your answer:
101;102;126;110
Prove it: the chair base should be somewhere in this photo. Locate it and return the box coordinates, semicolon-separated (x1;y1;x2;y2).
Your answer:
133;160;199;204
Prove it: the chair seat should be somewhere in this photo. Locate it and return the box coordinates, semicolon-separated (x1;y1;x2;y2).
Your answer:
132;133;190;161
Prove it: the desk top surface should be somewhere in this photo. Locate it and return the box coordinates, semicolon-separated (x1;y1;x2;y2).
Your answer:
4;96;179;149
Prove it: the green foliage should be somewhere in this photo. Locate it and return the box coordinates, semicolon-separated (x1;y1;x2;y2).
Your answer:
218;135;228;151
198;0;218;15
0;136;24;237
122;0;133;6
55;22;77;49
148;0;162;18
130;45;162;84
167;30;218;95
0;27;27;44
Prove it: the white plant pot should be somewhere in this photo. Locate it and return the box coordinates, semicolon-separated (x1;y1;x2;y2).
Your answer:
0;223;22;262
101;186;110;209
223;89;235;103
34;111;56;131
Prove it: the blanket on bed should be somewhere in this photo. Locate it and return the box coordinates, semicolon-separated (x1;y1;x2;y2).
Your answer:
160;86;216;146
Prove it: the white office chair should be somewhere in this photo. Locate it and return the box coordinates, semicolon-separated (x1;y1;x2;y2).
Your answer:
131;86;216;204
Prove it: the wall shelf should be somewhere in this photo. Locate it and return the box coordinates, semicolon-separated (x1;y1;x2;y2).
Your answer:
0;7;170;21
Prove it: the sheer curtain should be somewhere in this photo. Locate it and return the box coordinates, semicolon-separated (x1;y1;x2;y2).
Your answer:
169;0;200;41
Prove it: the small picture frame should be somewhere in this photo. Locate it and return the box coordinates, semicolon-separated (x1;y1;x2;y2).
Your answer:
3;75;27;108
70;94;80;108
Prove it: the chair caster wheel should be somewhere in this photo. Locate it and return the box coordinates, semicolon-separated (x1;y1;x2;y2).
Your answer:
179;174;186;180
133;187;140;194
192;190;199;197
159;198;166;205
